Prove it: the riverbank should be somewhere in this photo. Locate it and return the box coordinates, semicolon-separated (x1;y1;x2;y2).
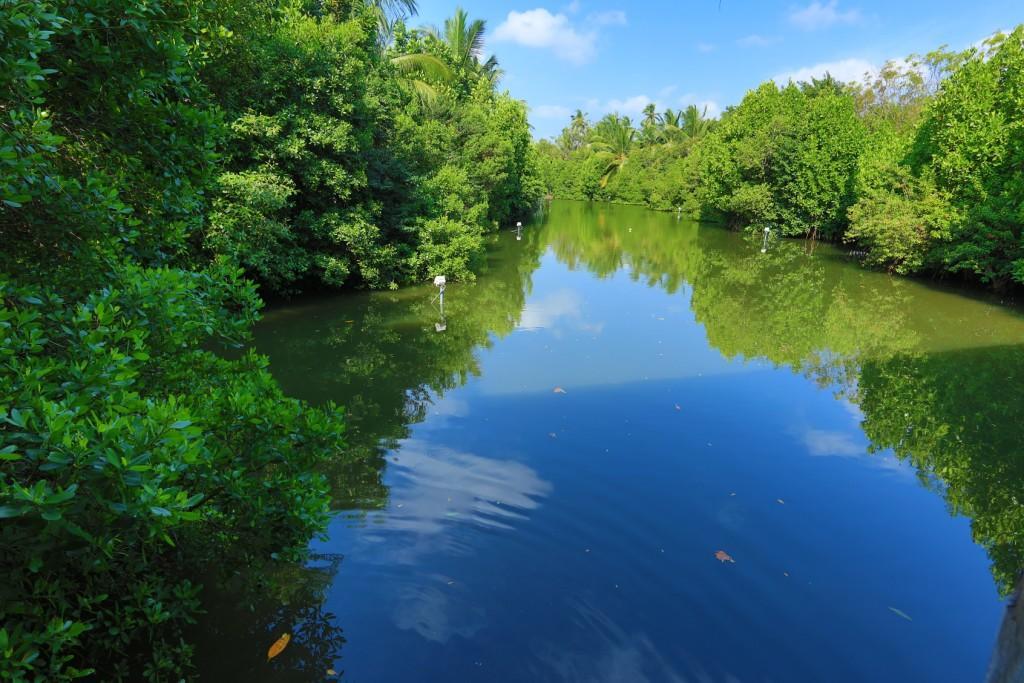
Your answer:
536;27;1024;291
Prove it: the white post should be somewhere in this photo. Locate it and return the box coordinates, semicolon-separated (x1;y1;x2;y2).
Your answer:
433;275;446;316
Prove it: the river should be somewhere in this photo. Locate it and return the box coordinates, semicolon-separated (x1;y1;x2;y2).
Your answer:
194;200;1024;682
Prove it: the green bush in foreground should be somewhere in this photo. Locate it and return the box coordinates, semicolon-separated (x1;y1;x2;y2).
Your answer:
0;264;345;680
1;1;345;679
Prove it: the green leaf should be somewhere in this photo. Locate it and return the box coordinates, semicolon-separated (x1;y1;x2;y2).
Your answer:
0;448;22;461
47;484;78;504
0;506;25;518
170;420;192;430
150;506;172;517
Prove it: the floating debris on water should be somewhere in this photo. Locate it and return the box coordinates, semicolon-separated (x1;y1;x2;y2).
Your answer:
888;607;913;621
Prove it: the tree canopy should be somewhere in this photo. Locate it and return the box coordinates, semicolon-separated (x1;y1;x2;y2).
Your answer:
536;27;1024;290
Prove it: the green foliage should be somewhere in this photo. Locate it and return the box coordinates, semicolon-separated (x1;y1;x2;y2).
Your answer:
1;0;538;679
537;27;1024;291
0;1;348;678
907;28;1024;287
534;107;712;210
204;4;540;293
846;124;959;273
205;7;410;290
0;267;344;680
695;82;866;238
857;344;1024;594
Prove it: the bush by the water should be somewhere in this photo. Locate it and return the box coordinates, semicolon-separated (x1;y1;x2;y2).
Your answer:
0;0;538;679
535;28;1024;289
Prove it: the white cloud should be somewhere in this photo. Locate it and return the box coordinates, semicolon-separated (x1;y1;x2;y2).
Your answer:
737;34;781;48
589;10;627;26
494;7;626;64
533;104;572;119
797;425;913;477
788;1;862;31
518;289;603;333
603;94;656;116
586;91;720;119
774;57;875;85
802;429;863;457
565;0;581;13
696;42;717;53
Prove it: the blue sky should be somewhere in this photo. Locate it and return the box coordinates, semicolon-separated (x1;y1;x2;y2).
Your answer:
413;0;1023;139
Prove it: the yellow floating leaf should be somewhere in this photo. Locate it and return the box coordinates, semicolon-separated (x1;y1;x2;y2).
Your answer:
714;550;735;563
267;632;290;661
327;669;337;676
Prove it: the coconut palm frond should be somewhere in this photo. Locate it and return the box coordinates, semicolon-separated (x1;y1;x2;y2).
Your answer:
391;52;455;83
407;78;441;105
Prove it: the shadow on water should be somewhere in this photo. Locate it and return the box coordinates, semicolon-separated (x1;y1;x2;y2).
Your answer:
193;201;1024;680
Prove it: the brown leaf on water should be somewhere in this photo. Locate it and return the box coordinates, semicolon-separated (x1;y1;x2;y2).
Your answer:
553;387;567;394
327;669;337;676
267;633;290;661
714;550;735;563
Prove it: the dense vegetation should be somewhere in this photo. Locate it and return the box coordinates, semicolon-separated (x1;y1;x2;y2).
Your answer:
0;0;538;679
536;28;1024;290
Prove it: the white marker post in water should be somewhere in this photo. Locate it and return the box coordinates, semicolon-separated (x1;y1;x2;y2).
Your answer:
433;275;447;331
433;275;446;308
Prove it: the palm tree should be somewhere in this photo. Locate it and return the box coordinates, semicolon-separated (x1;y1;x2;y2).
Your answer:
642;103;660;128
680;104;712;140
568;109;590;150
326;0;452;105
570;109;589;134
390;52;454;104
640;103;663;144
334;0;418;44
661;108;682;130
479;54;504;86
591;115;636;187
427;7;498;78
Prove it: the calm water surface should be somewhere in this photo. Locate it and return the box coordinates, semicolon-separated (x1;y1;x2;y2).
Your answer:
197;201;1024;682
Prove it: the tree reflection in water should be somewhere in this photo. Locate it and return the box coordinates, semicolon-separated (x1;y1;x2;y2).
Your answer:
543;201;1024;596
198;201;1024;676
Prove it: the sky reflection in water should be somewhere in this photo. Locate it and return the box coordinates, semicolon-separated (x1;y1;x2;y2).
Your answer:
197;201;1024;682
